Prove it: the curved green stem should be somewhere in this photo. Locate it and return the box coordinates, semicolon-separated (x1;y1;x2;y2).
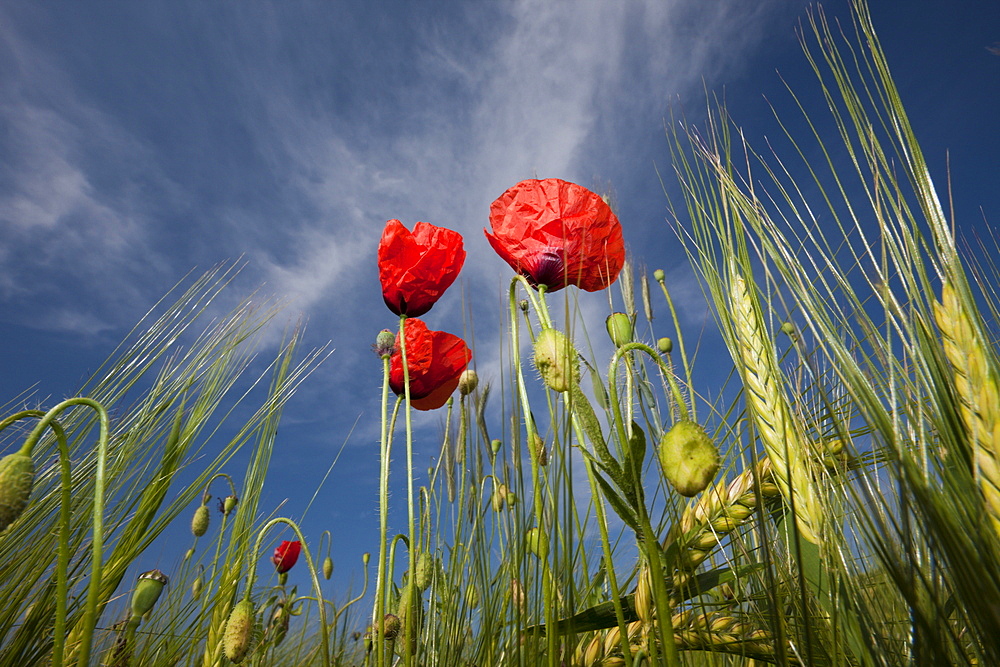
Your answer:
655;276;695;422
608;342;689;430
21;398;110;667
244;518;331;667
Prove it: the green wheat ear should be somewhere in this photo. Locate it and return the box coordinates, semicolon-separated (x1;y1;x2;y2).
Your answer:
729;269;824;545
934;281;1000;535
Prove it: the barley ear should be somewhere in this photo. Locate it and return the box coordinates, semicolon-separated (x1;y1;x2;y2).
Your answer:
729;269;823;544
934;281;1000;535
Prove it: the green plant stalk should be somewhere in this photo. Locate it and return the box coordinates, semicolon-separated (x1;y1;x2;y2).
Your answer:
507;277;557;660
603;346;682;666
243;517;330;667
21;397;110;667
373;352;393;667
655;276;696;422
572;414;634;667
398;313;418;667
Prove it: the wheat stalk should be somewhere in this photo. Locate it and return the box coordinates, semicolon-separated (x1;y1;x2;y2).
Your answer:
729;270;824;544
934;281;1000;534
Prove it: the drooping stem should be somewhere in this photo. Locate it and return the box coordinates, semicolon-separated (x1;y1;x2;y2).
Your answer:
21;397;110;667
243;518;331;667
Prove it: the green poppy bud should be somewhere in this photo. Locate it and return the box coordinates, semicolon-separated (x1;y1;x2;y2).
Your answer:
458;369;479;396
653;269;665;283
533;328;579;393
490;439;503;456
526;526;548;560
519;299;529;312
224;598;255;663
781;321;796;336
268;603;290;646
658;421;719;497
131;569;168;620
0;452;34;532
192;573;203;599
323;556;334;580
413;551;433;591
657;337;673;354
491;483;508;512
223;495;239;516
191;504;210;537
506;491;517;508
605;313;633;347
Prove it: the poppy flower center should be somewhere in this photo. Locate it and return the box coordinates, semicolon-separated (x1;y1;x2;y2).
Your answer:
526;247;565;289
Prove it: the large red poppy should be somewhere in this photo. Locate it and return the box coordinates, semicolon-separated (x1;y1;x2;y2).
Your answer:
389;318;472;411
272;540;301;574
485;178;625;292
379;220;465;317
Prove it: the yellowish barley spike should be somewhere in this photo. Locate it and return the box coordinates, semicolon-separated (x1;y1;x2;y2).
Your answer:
934;282;1000;534
729;269;823;544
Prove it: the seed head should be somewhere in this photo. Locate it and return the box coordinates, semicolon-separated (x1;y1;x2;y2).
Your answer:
653;269;665;283
131;569;168;620
374;329;396;359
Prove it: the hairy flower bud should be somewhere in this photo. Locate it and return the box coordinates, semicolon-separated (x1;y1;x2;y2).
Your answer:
658;421;719;497
605;313;633;347
0;452;35;533
191;504;210;537
458;369;479;396
323;556;334;580
526;526;548;560
533;328;579;393
413;551;434;591
657;337;673;354
224;599;255;663
492;483;508;512
382;613;402;640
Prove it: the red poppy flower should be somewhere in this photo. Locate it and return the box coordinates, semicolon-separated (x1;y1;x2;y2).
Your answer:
272;540;301;574
379;220;466;318
485;178;625;292
389;318;472;411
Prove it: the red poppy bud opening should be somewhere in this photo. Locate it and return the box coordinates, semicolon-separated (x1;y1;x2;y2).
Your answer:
378;219;465;317
485;178;625;292
272;540;301;574
389;319;472;411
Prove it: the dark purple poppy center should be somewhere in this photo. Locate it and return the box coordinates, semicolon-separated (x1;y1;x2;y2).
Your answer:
524;248;565;290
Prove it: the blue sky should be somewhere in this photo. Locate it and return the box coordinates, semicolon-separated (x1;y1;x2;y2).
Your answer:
2;0;998;618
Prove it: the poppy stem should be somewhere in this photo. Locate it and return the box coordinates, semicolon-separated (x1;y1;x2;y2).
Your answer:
655;276;696;422
243;517;331;667
374;354;394;667
398;314;418;667
20;397;110;667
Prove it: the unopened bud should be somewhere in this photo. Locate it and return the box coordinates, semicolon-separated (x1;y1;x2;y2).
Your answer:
528;432;548;466
413;551;433;591
526;526;548;560
653;269;665;283
657;337;673;354
519;299;529;312
658;421;719;497
323;556;334;580
0;452;34;532
131;569;168;619
191;504;210;537
192;573;203;599
533;328;579;393
781;321;796;337
605;313;633;347
223;598;255;663
492;483;508;512
458;369;479;396
269;603;290;646
490;439;503;456
382;613;401;640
